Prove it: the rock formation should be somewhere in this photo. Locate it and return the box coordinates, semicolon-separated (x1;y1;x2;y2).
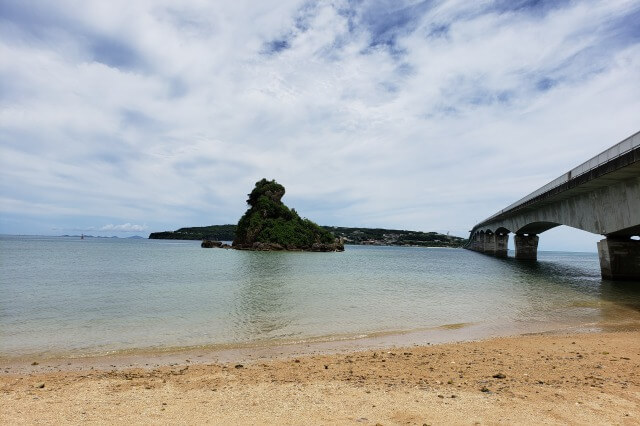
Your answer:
232;179;344;252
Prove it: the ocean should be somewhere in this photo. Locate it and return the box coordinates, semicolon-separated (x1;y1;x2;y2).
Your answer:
1;235;639;359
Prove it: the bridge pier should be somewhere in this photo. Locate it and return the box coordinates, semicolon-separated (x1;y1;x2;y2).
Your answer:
514;234;539;261
477;232;485;251
484;232;496;254
469;232;484;252
597;238;640;281
468;231;508;257
486;232;508;257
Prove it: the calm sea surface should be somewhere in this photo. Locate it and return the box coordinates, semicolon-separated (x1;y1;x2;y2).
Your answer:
1;235;639;358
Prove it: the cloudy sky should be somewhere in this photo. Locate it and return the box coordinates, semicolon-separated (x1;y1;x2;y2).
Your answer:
1;0;639;250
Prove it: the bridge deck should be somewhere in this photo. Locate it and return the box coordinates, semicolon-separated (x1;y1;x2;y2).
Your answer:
473;131;640;231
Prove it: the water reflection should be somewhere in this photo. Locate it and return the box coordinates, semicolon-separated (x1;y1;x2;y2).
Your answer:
232;252;297;341
598;280;640;311
461;250;640;329
525;255;639;304
501;252;640;326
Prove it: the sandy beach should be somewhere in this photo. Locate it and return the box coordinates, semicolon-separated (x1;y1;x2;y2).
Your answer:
1;330;639;425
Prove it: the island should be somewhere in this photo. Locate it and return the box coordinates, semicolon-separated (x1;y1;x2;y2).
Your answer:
323;226;466;247
148;224;237;241
231;179;343;251
149;178;467;249
150;198;467;249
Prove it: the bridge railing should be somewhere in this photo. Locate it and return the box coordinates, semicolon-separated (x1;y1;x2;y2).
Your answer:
475;131;640;228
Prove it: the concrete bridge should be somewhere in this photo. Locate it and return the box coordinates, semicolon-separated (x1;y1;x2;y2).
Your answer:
466;131;640;281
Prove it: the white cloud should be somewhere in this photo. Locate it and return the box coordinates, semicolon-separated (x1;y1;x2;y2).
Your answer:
0;0;639;248
99;223;148;232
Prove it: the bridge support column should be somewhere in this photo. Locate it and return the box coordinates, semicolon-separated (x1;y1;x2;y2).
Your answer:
515;234;538;260
470;232;485;252
484;232;496;254
473;234;482;251
494;233;509;257
476;233;485;251
484;232;509;257
468;232;508;257
597;238;640;281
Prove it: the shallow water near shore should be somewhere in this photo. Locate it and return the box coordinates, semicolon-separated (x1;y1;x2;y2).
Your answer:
1;235;640;359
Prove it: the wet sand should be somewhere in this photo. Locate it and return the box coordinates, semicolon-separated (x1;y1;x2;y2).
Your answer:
1;330;639;425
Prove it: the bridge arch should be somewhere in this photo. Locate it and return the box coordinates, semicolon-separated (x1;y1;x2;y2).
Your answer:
494;226;511;235
465;130;639;280
513;221;560;235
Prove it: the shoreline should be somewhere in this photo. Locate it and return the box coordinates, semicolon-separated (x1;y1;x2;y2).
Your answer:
5;315;640;374
2;329;638;424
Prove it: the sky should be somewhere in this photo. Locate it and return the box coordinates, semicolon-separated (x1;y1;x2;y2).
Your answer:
1;0;639;251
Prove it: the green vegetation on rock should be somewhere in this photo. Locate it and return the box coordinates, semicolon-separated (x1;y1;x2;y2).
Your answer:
232;179;342;251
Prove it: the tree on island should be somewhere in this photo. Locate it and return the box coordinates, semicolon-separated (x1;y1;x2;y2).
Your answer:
232;179;344;251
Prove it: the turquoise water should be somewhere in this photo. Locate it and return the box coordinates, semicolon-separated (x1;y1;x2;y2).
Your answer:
1;235;639;358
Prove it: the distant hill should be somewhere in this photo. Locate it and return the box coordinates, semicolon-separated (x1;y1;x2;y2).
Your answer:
324;226;466;247
149;224;236;241
149;224;466;248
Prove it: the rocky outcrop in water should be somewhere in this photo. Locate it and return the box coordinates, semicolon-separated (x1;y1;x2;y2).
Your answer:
201;240;222;248
231;179;344;252
201;240;231;249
